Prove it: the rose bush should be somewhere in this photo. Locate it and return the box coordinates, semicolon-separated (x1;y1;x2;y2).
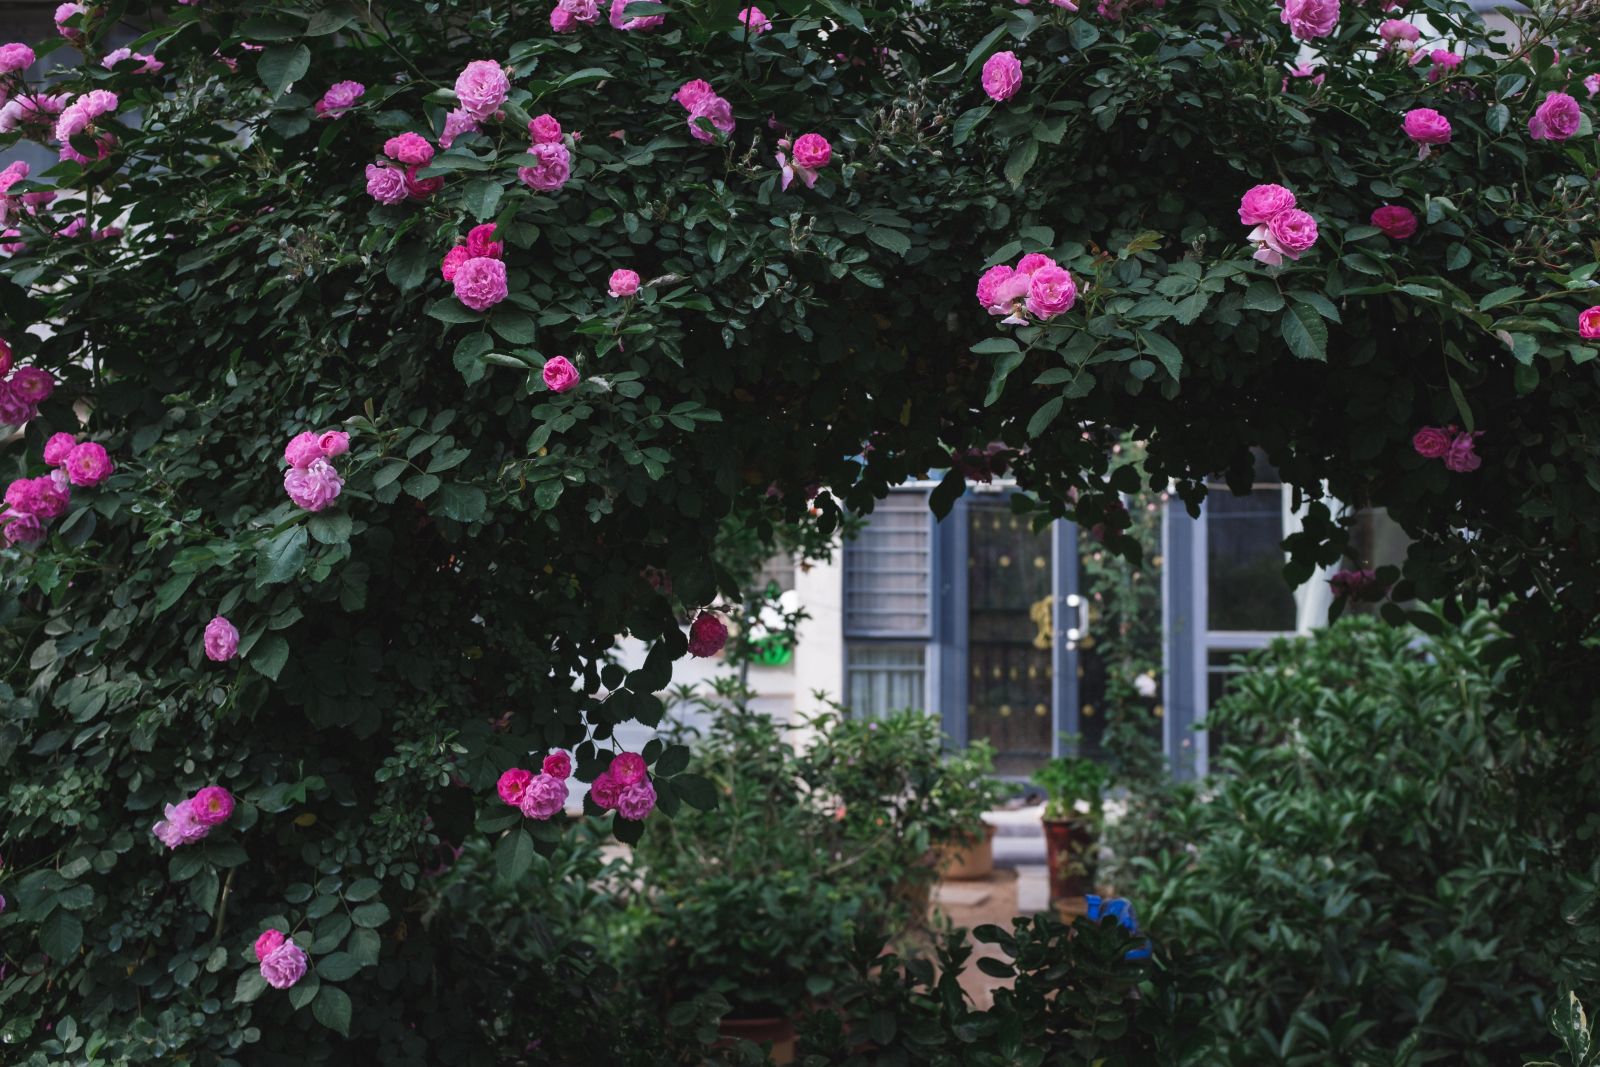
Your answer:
1;0;1599;1059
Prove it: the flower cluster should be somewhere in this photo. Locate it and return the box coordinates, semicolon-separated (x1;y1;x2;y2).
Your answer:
975;252;1078;323
0;341;52;424
283;430;348;512
775;132;831;190
255;930;309;990
151;785;235;849
551;0;665;34
675;80;735;143
1412;425;1482;473
2;420;113;547
1084;894;1152;960
1328;568;1388;602
496;752;573;821
365;130;441;205
445;222;510;312
590;752;657;821
1237;184;1319;267
980;51;1022;102
517;113;572;194
53;88;118;164
686;610;729;657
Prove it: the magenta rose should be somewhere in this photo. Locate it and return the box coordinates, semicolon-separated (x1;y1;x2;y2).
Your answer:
10;366;54;404
611;752;647;786
687;611;728;657
497;767;533;806
1377;18;1418;46
62;442;112;487
0;43;35;74
441;245;471;281
1403;108;1451;157
1411;426;1453;458
981;51;1023;102
791;132;832;170
403;165;442;200
254;929;286;962
191;786;234;827
737;6;772;32
440;108;478;148
1328;568;1386;602
608;269;641;298
283;458;344;512
686;94;735;143
14;475;69;519
454;59;510;121
0;337;11;376
610;0;666;30
365;163;408;205
517;773;568;820
542;751;572;779
1025;265;1077;319
1371;205;1417;239
1528;91;1581;142
204;615;240;662
0;384;24;426
3;509;44;545
1443;432;1481;473
542;355;580;393
675;80;715;110
383;132;435;166
42;432;76;466
453;257;509;311
1265;207;1319;257
260;940;309;990
550;5;578;31
517;142;571;192
464;223;501;258
1579;306;1600;340
284;431;324;470
590;769;622;810
318;430;350;458
616;779;657;822
529;114;563;144
976;265;1015;311
1238;183;1297;226
315;80;364;117
1280;0;1339;40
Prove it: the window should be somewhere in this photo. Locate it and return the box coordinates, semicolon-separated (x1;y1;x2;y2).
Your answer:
844;489;933;716
846;645;926;717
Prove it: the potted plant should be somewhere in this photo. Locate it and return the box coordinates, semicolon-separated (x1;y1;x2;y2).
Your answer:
928;740;1007;880
1032;754;1108;901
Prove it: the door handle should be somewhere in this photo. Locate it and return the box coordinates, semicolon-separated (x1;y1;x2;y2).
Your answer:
1063;594;1089;650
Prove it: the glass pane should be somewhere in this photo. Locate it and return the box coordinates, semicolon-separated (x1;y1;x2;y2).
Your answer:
1206;489;1296;631
846;645;926;717
1201;648;1254;755
966;497;1054;776
843;491;931;636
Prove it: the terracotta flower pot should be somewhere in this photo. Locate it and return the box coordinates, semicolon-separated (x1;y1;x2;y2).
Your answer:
1042;815;1095;901
937;822;997;881
717;1015;797;1064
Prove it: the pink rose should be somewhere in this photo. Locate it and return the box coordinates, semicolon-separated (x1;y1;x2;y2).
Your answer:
1328;569;1385;602
1411;426;1452;458
54;2;86;41
284;431;324;470
1587;74;1600;98
1250;207;1319;265
497;767;534;805
542;355;580;393
610;0;666;30
315;80;364;117
981;51;1023;102
1579;306;1600;340
550;5;578;32
254;929;286;962
441;244;471;281
1403;108;1451;158
403;165;442;201
1378;19;1418;46
1238;183;1297;226
260;940;309;989
737;6;772;32
686;94;735;143
611;752;647;786
102;48;163;73
517;141;571;192
608;268;641;298
529;114;563;144
1024;265;1077;319
675;80;715;110
517;773;569;820
1014;253;1057;276
1443;432;1481;473
1280;0;1339;40
3;509;44;545
1280;64;1325;92
976;264;1015;311
439;108;478;149
453;256;509;311
317;430;350;458
791;132;831;170
153;799;209;848
558;0;602;22
616;779;656;821
455;59;510;120
590;769;622;810
0;43;35;74
365;163;409;206
0;339;9;376
283;457;344;512
1528;91;1581;142
1371;205;1417;239
687;611;728;657
42;432;76;465
542;751;572;779
191;786;234;826
63;441;112;486
204;615;240;661
384;132;435;166
1423;50;1461;82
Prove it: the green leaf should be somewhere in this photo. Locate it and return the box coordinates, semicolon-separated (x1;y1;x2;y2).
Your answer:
385;242;430;293
308;512;352;546
453;332;492;385
153;572;197;616
655;743;691;777
1478;286;1523;311
426;299;483;325
404;474;442;500
317;952;363;982
257;44;311;99
249;634;290;682
348;928;382;966
1027;395;1064;436
951;106;990;147
305;9;354;35
496;828;535;882
461;178;503;222
964;24;1007;72
40;909;83;960
491;308;538;345
1280;303;1328;361
437;484;487;523
233;969;269;1004
984;348;1027;407
312;985;353;1037
1243;281;1285;312
1004;140;1039;187
867;227;911;257
1137;329;1182;380
351;902;391;929
1290;290;1341;323
344;879;381;902
257;525;309;586
672;773;718;811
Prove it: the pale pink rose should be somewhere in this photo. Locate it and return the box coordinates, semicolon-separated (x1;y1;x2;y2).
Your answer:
315;81;365;117
1403;108;1451;158
1025;265;1077;319
102;48;163;73
1378;19;1418;47
1371;205;1417;239
542;751;572;779
687;611;728;656
550;5;578;32
54;2;86;41
675;80;715;110
558;0;602;22
976;264;1015;311
981;51;1023;102
542;355;580;392
616;779;656;821
1250;207;1318;265
284;431;324;470
317;430;350;458
63;442;112;486
0;93;67;135
56;216;88;239
42;432;75;465
517;141;571;191
686;94;735;143
1411;426;1452;458
441;244;471;280
204;616;240;662
608;269;641;298
467;222;503;259
1443;431;1481;473
611;752;647;786
990;272;1032;321
517;773;568;820
283;458;344;512
1238;183;1297;225
1578;306;1600;340
1423;50;1461;82
1528;91;1581;141
0;43;34;74
1280;63;1325;92
365;163;409;205
1586;74;1600;98
153;799;210;848
497;767;533;805
609;0;666;30
191;786;234;826
529;114;563;144
454;60;511;120
737;6;772;32
1050;0;1080;8
254;929;286;962
260;940;309;989
384;132;434;165
1014;253;1057;275
453;257;509;311
439;108;478;148
94;225;121;241
1280;0;1339;40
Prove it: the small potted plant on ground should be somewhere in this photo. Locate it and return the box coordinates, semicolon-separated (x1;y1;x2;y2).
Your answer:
929;739;1006;880
1032;754;1108;901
